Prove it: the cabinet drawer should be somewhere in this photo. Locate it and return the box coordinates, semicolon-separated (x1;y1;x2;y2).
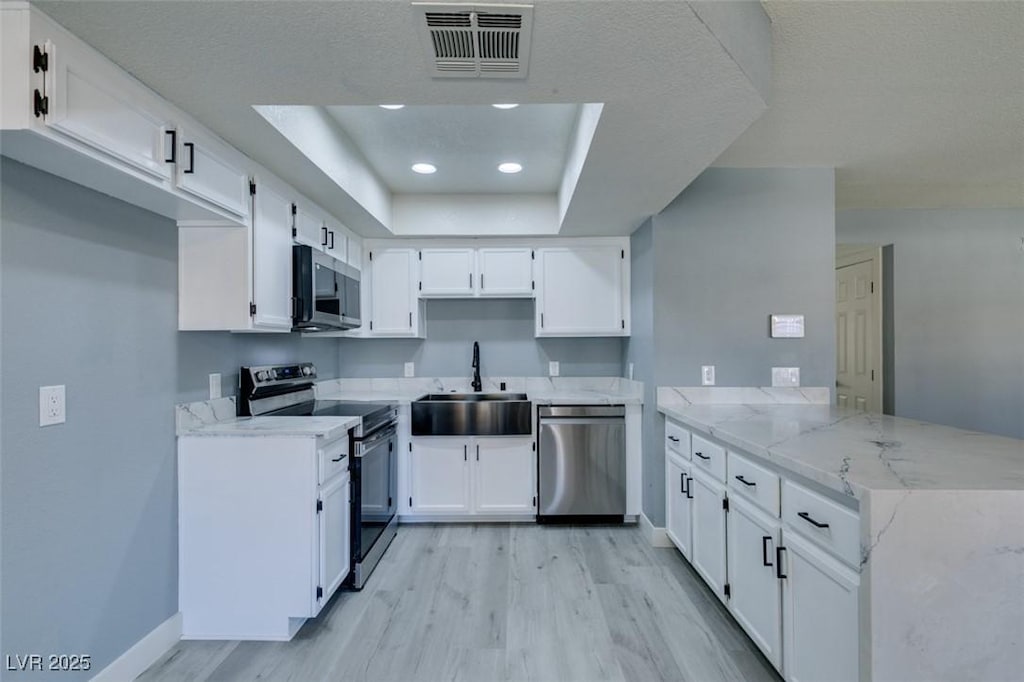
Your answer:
318;436;350;484
782;480;860;568
727;451;780;517
691;433;726;482
665;420;689;457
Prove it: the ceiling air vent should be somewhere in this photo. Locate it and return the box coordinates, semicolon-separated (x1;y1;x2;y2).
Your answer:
414;3;534;79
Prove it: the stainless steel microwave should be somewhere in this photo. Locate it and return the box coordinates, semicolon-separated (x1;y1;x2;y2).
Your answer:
292;245;361;331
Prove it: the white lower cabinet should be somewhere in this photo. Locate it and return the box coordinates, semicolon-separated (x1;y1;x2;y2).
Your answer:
690;465;728;601
318;472;351;602
727;494;783;669
665;450;693;559
409;436;535;517
781;530;860;682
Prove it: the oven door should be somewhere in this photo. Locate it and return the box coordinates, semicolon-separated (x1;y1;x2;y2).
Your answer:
351;423;397;575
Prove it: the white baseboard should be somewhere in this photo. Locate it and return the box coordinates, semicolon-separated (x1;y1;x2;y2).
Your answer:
91;611;181;682
640;512;672;547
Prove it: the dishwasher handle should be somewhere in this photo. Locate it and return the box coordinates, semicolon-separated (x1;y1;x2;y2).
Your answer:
538;405;625;418
540;417;625;427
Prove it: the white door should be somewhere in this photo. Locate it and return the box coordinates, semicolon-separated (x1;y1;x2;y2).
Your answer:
691;466;728;601
409;439;470;514
323;219;346;261
44;37;173;183
368;248;418;335
294;202;326;251
727;495;783;669
473;437;535;514
176;126;250;221
782;530;860;682
665;453;693;559
251;179;293;330
347;233;363;271
836;251;880;412
420;248;476;297
478;248;534;297
536;245;625;335
317;473;351;608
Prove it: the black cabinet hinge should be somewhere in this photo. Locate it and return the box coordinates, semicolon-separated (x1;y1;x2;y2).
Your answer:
532;442;536;451
291;203;297;216
33;89;48;118
369;251;373;261
418;281;422;291
724;583;731;598
722;498;729;512
408;442;412;452
33;45;49;73
316;586;323;599
533;496;537;507
621;319;625;329
316;500;323;513
870;281;874;293
369;321;373;330
388;496;392;507
389;442;393;452
418;251;422;260
249;180;256;196
249;302;257;316
531;250;535;260
871;369;875;381
292;227;297;237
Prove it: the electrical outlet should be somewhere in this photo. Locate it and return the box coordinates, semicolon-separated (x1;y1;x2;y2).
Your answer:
549;361;560;377
39;385;66;426
209;373;222;400
404;362;415;378
701;365;715;386
772;367;800;387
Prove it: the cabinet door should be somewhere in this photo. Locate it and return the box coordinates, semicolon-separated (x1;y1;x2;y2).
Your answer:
251;180;294;330
409;439;470;514
478;248;533;297
318;473;351;608
782;530;860;682
474;437;535;514
727;495;783;669
347;233;363;271
45;37;173;183
323;219;346;261
665;453;693;559
176;126;250;220
420;248;476;297
691;466;728;601
536;245;625;335
368;249;419;335
294;202;327;251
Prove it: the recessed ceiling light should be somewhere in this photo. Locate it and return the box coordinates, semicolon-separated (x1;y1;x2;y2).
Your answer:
411;163;437;174
492;103;519;110
497;162;523;174
379;104;405;110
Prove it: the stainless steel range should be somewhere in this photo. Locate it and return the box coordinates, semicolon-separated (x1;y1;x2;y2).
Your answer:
239;363;398;589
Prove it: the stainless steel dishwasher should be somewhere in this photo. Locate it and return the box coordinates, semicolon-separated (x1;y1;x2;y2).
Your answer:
537;405;626;522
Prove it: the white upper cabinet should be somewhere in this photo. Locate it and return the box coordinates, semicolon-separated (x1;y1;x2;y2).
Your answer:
477;247;534;297
175;125;250;222
251;178;295;331
367;248;422;336
323;218;346;263
294;201;327;251
535;243;629;336
419;248;476;297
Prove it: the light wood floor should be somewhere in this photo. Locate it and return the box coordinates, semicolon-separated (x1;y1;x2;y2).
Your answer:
140;524;781;682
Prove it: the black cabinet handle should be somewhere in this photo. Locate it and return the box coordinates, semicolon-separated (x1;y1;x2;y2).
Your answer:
165;130;177;163
798;511;830;529
694;451;710;460
685;476;693;499
469;273;473;289
183;142;195;174
735;475;756;487
321;226;328;246
776;546;787;579
680;472;685;494
329;231;335;250
480;273;484;289
762;535;773;567
476;444;480;461
463;444;467;461
331;455;344;462
668;436;680;443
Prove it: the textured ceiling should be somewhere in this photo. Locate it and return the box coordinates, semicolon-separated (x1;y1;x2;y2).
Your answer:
324;104;578;194
717;1;1024;209
34;0;767;236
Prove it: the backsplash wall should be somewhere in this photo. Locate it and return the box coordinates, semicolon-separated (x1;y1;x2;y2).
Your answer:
335;299;625;378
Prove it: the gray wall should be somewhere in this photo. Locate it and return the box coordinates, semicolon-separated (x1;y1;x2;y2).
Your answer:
336;298;624;378
638;168;837;525
837;208;1024;439
0;159;339;679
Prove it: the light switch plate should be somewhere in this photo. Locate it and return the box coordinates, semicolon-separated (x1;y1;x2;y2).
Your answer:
39;385;66;426
209;373;221;400
549;361;560;377
404;362;415;378
772;367;800;387
701;365;715;386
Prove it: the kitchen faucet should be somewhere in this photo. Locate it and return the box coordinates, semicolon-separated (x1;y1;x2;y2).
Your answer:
471;341;482;392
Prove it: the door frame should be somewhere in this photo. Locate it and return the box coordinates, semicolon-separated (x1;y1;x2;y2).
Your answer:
835;245;884;413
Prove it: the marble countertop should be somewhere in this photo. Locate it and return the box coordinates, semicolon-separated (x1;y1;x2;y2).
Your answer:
658;388;1024;500
180;415;360;441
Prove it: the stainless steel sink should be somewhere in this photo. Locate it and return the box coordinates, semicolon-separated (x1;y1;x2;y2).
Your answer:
412;393;532;436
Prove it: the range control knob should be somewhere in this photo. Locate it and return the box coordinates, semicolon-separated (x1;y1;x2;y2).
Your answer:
302;366;313;376
255;371;268;382
269;369;278;380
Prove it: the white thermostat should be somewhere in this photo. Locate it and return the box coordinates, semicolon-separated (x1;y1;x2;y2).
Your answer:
770;314;805;338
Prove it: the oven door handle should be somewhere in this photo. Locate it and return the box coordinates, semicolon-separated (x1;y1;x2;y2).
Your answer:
354;424;397;457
